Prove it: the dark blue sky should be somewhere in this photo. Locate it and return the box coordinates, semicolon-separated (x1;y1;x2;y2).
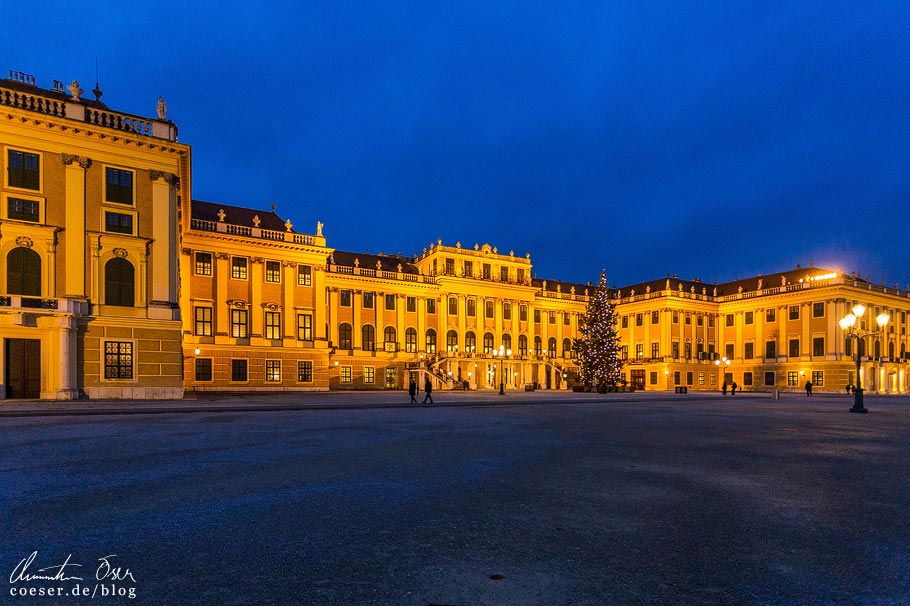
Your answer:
3;2;908;286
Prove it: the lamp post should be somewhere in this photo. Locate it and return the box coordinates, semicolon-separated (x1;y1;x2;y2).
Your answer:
839;303;889;413
715;356;731;391
496;344;511;395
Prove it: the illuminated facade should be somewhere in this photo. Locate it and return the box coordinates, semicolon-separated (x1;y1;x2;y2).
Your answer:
0;72;188;399
4;72;909;399
181;203;587;392
614;269;910;393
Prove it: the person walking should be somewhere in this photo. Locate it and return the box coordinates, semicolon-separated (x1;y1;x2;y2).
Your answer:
731;381;738;396
721;381;728;396
805;380;813;397
422;376;434;404
408;378;418;404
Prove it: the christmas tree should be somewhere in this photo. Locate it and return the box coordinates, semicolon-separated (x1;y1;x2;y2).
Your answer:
574;270;622;390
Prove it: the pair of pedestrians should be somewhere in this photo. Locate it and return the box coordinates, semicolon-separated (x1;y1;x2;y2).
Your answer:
408;377;434;404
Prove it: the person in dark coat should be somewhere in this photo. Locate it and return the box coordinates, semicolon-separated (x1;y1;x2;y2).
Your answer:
422;377;434;404
731;382;737;396
805;380;813;396
721;381;728;395
408;378;418;404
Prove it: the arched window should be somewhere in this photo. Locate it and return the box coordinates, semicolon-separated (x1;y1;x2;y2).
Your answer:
534;336;542;356
338;323;352;349
426;329;437;354
384;326;397;351
405;327;417;353
563;338;572;358
6;247;41;296
888;341;895;359
548;337;557;358
446;330;458;352
502;334;512;352
874;340;881;358
518;335;528;356
465;331;476;353
483;332;494;354
362;324;375;351
104;257;134;306
901;343;907;359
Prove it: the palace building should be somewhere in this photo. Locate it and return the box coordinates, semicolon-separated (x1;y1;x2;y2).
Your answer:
2;71;910;399
1;72;188;399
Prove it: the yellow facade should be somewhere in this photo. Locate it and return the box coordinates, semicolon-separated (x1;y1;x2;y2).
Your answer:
4;72;909;399
0;73;188;399
614;269;910;393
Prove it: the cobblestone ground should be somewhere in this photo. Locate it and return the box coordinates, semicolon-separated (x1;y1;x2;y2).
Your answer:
2;392;909;605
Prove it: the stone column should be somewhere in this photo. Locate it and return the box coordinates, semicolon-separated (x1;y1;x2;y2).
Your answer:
250;258;264;338
57;315;78;399
214;253;230;341
149;171;179;318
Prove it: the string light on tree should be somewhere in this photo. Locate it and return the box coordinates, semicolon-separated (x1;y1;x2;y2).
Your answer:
573;270;623;391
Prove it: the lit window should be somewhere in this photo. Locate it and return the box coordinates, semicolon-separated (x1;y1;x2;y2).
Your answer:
298;361;313;382
231;257;248;280
265;261;281;283
265;360;281;382
297;314;312;341
195;252;212;276
231;309;248;338
340;366;352;383
195;307;213;336
297;265;312;286
265;311;281;340
364;367;375;383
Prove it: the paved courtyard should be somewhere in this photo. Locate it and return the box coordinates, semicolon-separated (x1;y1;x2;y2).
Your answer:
2;391;909;605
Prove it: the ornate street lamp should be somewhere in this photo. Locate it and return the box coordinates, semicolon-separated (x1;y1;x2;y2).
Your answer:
495;345;512;395
839;304;889;413
715;356;731;391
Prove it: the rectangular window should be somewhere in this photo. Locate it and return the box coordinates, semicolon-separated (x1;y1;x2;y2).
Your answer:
230;309;248;338
297;361;313;383
265;360;281;382
651;311;659;324
743;372;753;386
635;313;643;327
517;268;525;283
482;263;491;279
195;306;213;336
448;297;458;315
563;313;570;326
698;372;705;386
813;337;824;356
265;311;281;340
340;366;352;383
445;258;455;275
674;371;681;386
231;257;248;280
195;252;212;276
363;292;374;309
7;197;39;222
725;314;734;327
426;298;436;314
686;372;693;386
8;150;40;190
104;341;133;379
744;342;754;359
672;311;679;323
708;315;714;328
340;290;352;307
364;366;375;384
787;371;799;387
813;302;824;318
635;344;644;359
195;358;212;382
485;300;494;319
725;343;734;359
406;296;416;312
684;343;691;359
697;314;703;326
297;314;312;341
105;211;133;234
385;294;396;310
650;371;658;385
467;299;476;317
297;264;312;286
105;167;133;204
766;341;777;359
685;314;691;325
463;261;473;277
520;305;528;322
789;339;800;357
812;370;824;386
767;309;776;323
672;341;679;358
500;266;509;282
789;305;799;320
745;311;754;325
231;359;248;382
265;261;281;283
651;342;659;358
503;303;512;320
765;371;775;386
620;346;628;360
549;311;556;324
